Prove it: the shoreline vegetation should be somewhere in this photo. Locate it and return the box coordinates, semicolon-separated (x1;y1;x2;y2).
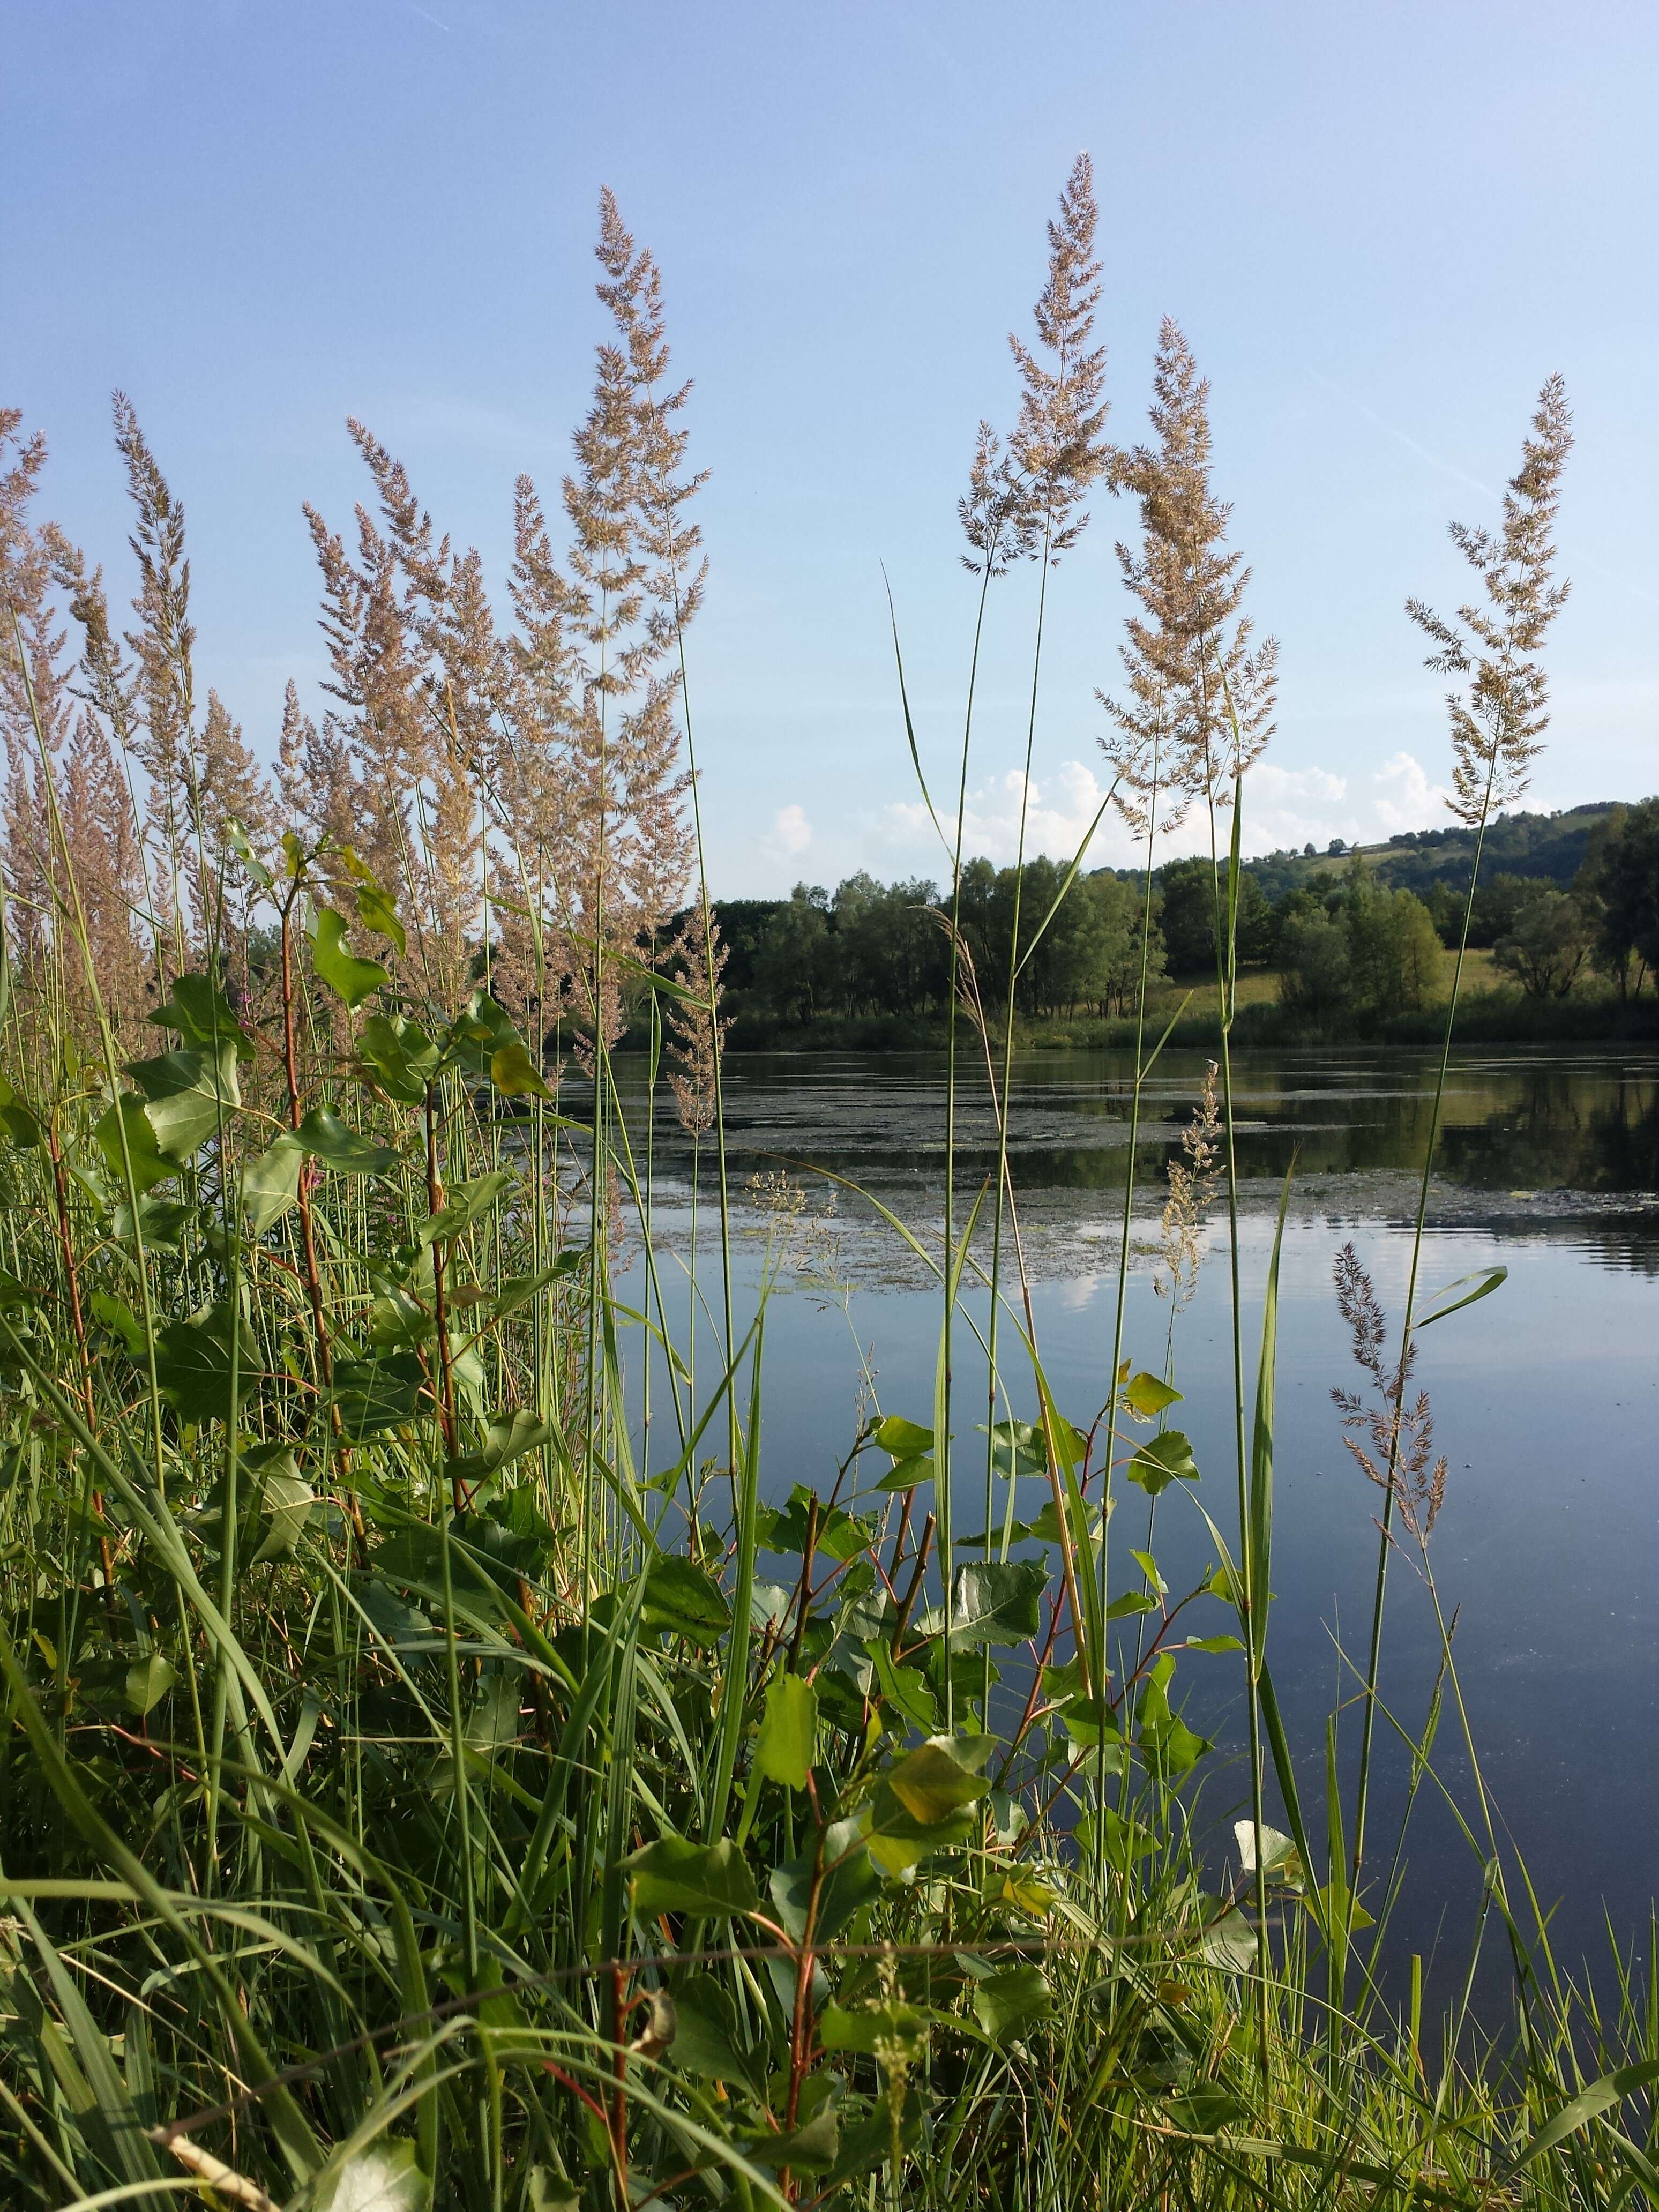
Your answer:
637;801;1659;1056
5;162;1659;2212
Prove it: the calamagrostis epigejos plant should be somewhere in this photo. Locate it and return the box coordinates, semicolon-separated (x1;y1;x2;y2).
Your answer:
945;154;1118;1722
1346;375;1573;1942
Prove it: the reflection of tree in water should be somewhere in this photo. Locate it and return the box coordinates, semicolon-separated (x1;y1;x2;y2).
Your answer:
1435;1066;1659;1192
1471;1213;1659;1279
611;1049;1659;1202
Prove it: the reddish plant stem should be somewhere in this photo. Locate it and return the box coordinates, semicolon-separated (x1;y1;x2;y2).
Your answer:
890;1513;935;1663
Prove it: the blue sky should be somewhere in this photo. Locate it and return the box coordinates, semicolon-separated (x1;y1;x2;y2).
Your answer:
5;0;1656;895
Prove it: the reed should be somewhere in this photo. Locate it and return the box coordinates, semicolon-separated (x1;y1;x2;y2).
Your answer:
1;183;1649;2212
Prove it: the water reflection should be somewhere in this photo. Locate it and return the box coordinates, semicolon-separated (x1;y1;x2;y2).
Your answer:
601;1045;1658;1979
610;1045;1659;1197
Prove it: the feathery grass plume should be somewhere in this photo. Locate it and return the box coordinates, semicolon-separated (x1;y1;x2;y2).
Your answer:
1407;372;1573;826
111;393;201;961
275;677;357;852
303;494;423;909
1332;1242;1449;1543
2;425;151;1036
55;710;150;1032
1007;150;1112;558
566;191;699;994
186;688;275;965
1107;318;1277;815
1153;1058;1220;1313
957;418;1029;577
305;439;479;1007
1343;380;1574;1934
0;410;73;984
665;896;728;1137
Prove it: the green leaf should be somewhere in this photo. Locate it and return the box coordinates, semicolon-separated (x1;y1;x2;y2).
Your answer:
1126;1428;1199;1494
1168;2086;1245;2136
752;1672;817;1791
242;1132;304;1232
420;1170;513;1245
148;973;255;1059
873;1452;933;1492
643;1555;731;1646
920;1560;1045;1648
629;1834;758;1921
311;906;388;1007
0;1074;42;1147
445;1408;554;1488
524;2171;580;2212
769;1819;880;1944
1416;1264;1507;1331
297;1105;399;1175
742;2103;840;2174
246;1446;315;1564
330;1354;423;1440
125;1653;177;1716
1199;1909;1258;1971
1123;1371;1182;1419
125;1044;241;1161
974;1965;1051;2043
670;1974;759;2086
112;1195;193;1248
827;2089;923;2185
489;1040;552;1100
884;1733;995;1825
1029;1495;1105;1551
352;879;407;956
820;1999;930;2064
1514;2057;1659;2168
981;1865;1058;1917
867;1639;939;1732
755;1484;873;1564
1235;1819;1303;1889
150;1305;248;1424
488;1260;579;1321
369;1284;434;1349
872;1414;933;1459
981;1414;1088;1476
358;1013;440;1103
1312;1880;1373;1934
1105;1590;1158;1619
95;1095;177;1193
89;1291;145;1354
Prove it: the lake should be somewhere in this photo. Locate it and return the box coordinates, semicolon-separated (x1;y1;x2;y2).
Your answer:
604;1045;1659;1984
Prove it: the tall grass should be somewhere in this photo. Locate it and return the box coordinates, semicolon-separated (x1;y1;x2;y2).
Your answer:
2;201;1653;2212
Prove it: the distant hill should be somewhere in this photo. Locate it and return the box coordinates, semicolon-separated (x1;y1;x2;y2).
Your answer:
1243;802;1623;901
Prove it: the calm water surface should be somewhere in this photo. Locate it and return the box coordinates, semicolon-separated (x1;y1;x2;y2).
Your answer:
606;1047;1659;1977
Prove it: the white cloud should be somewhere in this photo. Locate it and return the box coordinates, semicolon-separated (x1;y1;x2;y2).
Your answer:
1369;750;1452;830
879;749;1459;872
1234;762;1350;851
881;761;1122;868
770;802;813;856
1234;751;1452;855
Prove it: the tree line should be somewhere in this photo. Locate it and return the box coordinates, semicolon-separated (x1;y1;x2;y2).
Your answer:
691;801;1659;1036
